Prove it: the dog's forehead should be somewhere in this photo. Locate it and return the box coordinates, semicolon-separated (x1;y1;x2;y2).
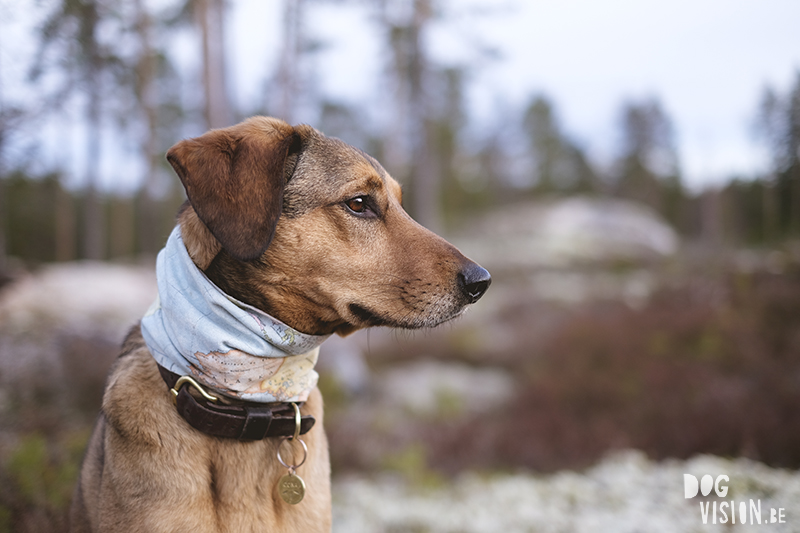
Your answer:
314;135;388;180
283;132;397;217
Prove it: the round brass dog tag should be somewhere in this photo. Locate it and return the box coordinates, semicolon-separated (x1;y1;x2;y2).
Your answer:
278;473;306;505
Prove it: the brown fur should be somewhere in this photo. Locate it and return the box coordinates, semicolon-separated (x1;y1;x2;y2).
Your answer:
70;116;489;532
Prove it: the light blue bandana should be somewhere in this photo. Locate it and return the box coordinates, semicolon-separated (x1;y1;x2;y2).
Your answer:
141;226;330;403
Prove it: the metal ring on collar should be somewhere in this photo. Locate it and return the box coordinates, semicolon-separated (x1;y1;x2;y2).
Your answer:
276;436;308;470
291;402;301;441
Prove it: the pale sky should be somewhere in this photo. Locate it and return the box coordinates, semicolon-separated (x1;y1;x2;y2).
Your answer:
288;0;800;187
3;0;800;192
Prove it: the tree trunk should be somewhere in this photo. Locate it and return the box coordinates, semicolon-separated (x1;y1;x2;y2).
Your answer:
55;185;76;261
0;124;5;270
762;176;778;242
276;0;303;122
134;0;161;256
407;1;439;232
109;196;135;258
83;81;105;260
383;0;440;232
0;168;5;271
701;189;723;248
197;0;233;129
792;164;800;237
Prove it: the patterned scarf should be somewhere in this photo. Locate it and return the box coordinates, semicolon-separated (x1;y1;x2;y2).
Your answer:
141;226;330;403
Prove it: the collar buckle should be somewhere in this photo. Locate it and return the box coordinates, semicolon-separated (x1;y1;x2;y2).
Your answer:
171;375;219;405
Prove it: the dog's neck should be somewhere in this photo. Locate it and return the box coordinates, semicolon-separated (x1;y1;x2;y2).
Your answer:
140;226;330;403
203;251;356;337
178;205;354;337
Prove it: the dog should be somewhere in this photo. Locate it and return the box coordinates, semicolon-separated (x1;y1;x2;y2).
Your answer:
69;116;491;532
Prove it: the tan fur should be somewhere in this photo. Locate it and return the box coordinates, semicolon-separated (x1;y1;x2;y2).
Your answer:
71;117;488;532
71;328;330;533
177;205;221;270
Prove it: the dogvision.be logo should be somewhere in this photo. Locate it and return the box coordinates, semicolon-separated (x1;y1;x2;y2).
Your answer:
684;474;787;525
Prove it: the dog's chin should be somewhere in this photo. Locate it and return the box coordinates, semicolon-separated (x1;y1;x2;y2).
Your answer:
347;303;467;330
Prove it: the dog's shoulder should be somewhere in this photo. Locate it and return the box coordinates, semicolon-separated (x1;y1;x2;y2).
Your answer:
101;325;181;447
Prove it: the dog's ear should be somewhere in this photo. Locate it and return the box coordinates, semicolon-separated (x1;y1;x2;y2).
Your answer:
166;118;302;262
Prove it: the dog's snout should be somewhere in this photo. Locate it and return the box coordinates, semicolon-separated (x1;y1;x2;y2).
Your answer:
458;263;491;304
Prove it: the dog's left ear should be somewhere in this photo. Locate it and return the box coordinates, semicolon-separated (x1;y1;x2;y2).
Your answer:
166;117;302;262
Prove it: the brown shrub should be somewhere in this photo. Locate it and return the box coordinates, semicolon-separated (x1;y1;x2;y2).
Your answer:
426;267;800;473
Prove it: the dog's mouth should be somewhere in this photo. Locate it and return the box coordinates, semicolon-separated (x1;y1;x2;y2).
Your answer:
348;303;393;328
347;301;467;330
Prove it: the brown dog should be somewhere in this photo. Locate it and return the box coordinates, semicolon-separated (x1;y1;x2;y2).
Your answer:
69;117;490;532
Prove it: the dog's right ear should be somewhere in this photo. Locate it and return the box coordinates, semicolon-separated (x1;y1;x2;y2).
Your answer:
167;117;302;262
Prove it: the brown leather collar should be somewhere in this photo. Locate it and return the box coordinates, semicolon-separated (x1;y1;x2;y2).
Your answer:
157;364;315;441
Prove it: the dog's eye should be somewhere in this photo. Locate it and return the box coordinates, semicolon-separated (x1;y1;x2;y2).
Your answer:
346;197;366;212
344;196;375;217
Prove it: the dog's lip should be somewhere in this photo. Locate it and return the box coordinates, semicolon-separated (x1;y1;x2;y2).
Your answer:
437;306;468;325
347;303;392;327
346;301;469;330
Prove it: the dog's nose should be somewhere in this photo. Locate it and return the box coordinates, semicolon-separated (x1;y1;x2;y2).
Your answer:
458;263;491;304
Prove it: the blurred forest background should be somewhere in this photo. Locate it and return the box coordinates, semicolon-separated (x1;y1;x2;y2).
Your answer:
1;0;800;531
1;0;799;262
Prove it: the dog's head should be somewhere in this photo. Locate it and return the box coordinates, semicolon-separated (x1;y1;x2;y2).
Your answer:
167;116;490;336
